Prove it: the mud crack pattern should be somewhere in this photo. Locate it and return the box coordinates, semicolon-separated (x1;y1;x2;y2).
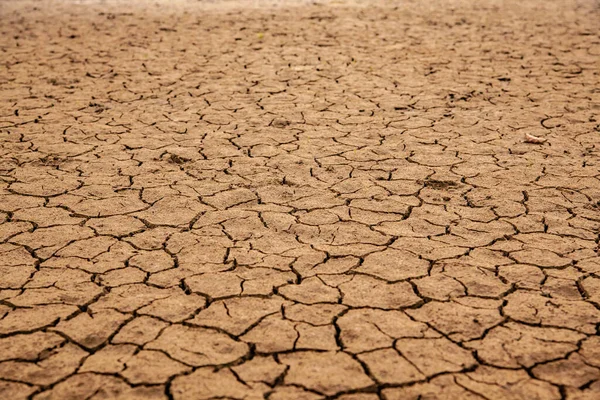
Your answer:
1;0;600;399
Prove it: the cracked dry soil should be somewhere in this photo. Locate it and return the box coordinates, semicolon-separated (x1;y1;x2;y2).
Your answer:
1;0;600;399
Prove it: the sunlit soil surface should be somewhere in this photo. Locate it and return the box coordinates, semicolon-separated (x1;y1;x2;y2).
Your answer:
1;0;600;398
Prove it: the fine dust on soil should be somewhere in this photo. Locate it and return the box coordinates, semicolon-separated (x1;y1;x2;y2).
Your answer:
1;0;600;399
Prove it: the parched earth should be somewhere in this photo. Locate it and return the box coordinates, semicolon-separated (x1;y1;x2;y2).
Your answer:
1;0;600;398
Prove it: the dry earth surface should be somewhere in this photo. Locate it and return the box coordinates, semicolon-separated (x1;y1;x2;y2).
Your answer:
1;0;600;398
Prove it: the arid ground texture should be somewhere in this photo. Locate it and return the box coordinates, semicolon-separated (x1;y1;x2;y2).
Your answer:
1;0;600;398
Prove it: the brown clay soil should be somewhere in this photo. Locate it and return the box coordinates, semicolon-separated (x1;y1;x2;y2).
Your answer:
1;0;600;398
